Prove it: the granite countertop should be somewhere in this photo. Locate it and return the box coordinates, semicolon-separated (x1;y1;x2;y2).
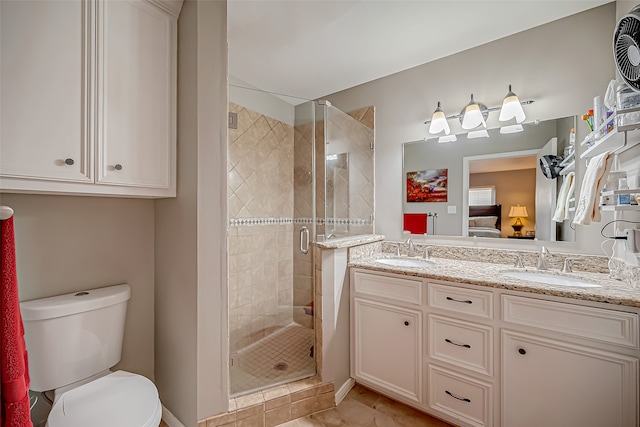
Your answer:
316;234;385;250
350;253;640;308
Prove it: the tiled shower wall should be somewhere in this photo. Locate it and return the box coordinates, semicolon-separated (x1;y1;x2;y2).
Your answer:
228;102;375;351
228;102;295;352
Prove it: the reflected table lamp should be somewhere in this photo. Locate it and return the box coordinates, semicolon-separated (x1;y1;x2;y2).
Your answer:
508;204;528;237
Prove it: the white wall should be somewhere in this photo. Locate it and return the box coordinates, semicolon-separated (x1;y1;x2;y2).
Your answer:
0;193;155;381
154;0;229;425
325;4;618;254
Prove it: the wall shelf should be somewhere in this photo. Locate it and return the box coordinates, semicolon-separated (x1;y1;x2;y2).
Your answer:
580;107;640;159
601;205;640;212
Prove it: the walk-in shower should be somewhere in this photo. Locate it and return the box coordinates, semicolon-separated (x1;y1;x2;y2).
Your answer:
227;86;374;396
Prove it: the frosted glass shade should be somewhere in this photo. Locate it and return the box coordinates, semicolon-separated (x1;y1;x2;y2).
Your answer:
467;129;489;139
500;124;524;134
461;95;486;130
438;135;457;143
428;102;450;135
508;204;528;218
499;85;526;123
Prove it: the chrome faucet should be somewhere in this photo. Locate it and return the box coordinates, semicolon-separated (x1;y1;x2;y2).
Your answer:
537;246;551;270
562;257;579;273
509;252;524;268
423;246;432;260
406;238;415;257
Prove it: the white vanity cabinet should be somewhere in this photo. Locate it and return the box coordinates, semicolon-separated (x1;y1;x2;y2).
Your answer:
350;267;640;427
351;271;423;404
0;0;180;198
501;295;639;427
426;283;495;427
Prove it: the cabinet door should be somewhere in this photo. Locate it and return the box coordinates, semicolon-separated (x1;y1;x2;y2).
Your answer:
0;0;92;183
502;330;638;427
96;0;174;189
353;298;422;403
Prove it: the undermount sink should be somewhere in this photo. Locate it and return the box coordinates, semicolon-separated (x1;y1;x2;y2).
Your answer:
501;271;602;288
374;258;434;268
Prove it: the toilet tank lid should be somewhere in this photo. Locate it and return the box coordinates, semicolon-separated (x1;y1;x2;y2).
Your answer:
20;284;130;321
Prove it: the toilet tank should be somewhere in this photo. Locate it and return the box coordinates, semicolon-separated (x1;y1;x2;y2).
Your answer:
20;284;131;392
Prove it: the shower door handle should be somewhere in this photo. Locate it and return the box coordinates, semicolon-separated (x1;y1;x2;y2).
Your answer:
300;226;310;254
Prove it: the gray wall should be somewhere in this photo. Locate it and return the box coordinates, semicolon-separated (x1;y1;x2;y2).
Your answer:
155;0;229;425
0;193;155;381
325;4;618;253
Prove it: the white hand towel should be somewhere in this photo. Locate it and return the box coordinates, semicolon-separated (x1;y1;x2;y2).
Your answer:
552;172;575;222
572;152;613;226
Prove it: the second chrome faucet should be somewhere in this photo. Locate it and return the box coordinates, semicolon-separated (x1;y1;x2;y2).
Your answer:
537;246;551;270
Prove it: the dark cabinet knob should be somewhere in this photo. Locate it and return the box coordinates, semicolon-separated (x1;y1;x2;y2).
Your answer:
518;348;526;355
64;158;75;166
114;164;123;171
404;321;409;326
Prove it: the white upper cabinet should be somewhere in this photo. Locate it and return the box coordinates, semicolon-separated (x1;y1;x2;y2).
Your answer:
96;0;174;189
0;0;92;183
0;0;181;197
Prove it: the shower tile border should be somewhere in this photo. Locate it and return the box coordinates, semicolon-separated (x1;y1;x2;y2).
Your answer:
199;378;335;427
229;217;373;227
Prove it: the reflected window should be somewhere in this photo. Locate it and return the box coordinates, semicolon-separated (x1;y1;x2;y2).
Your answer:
469;186;496;206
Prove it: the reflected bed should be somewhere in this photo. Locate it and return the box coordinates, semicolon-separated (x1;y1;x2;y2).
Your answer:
469;204;502;238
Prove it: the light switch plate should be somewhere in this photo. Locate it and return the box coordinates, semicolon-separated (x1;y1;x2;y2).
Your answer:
447;206;456;214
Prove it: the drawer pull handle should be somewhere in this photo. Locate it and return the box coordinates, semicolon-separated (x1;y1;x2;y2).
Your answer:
445;390;471;403
445;338;471;348
446;296;473;304
518;348;527;355
64;158;75;166
114;164;123;171
404;321;410;326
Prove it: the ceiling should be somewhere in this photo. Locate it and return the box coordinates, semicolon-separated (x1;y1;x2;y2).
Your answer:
228;0;612;104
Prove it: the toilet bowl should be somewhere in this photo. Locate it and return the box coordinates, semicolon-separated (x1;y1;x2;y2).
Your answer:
19;284;161;427
47;371;162;427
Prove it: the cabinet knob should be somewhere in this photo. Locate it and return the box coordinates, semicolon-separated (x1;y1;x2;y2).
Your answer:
403;321;410;326
518;348;527;355
114;164;123;171
64;158;75;166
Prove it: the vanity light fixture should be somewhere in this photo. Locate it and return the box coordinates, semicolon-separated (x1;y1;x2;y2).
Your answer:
423;90;533;142
499;84;526;123
428;101;451;135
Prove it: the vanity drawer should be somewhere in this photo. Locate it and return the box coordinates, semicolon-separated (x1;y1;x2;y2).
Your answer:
353;271;422;305
428;364;492;427
502;295;639;348
429;314;493;376
429;283;493;319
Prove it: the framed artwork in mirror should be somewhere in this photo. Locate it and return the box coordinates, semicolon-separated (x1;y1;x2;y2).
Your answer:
407;169;448;202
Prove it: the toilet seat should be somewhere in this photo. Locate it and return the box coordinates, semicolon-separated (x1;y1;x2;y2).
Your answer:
47;370;162;427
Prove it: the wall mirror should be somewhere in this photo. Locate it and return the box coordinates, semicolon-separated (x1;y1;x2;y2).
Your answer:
402;115;577;243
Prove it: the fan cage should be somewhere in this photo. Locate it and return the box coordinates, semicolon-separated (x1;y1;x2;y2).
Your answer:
614;6;640;92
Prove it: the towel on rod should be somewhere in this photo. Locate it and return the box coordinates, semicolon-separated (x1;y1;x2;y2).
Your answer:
572;152;613;226
552;172;575;222
1;215;33;427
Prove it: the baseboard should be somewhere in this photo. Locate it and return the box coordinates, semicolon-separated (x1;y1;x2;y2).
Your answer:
335;377;355;405
162;405;186;427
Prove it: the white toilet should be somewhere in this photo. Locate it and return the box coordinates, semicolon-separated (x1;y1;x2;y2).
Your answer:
20;284;162;427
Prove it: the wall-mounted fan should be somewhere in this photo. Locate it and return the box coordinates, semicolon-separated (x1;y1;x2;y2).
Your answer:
614;5;640;92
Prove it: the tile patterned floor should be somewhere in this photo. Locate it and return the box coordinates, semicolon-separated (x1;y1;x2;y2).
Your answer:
278;383;455;427
230;324;316;396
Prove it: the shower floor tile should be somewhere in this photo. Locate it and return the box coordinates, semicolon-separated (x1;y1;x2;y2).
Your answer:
230;323;315;396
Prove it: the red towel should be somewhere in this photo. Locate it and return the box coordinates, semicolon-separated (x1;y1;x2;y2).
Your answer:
1;216;32;427
403;213;428;234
